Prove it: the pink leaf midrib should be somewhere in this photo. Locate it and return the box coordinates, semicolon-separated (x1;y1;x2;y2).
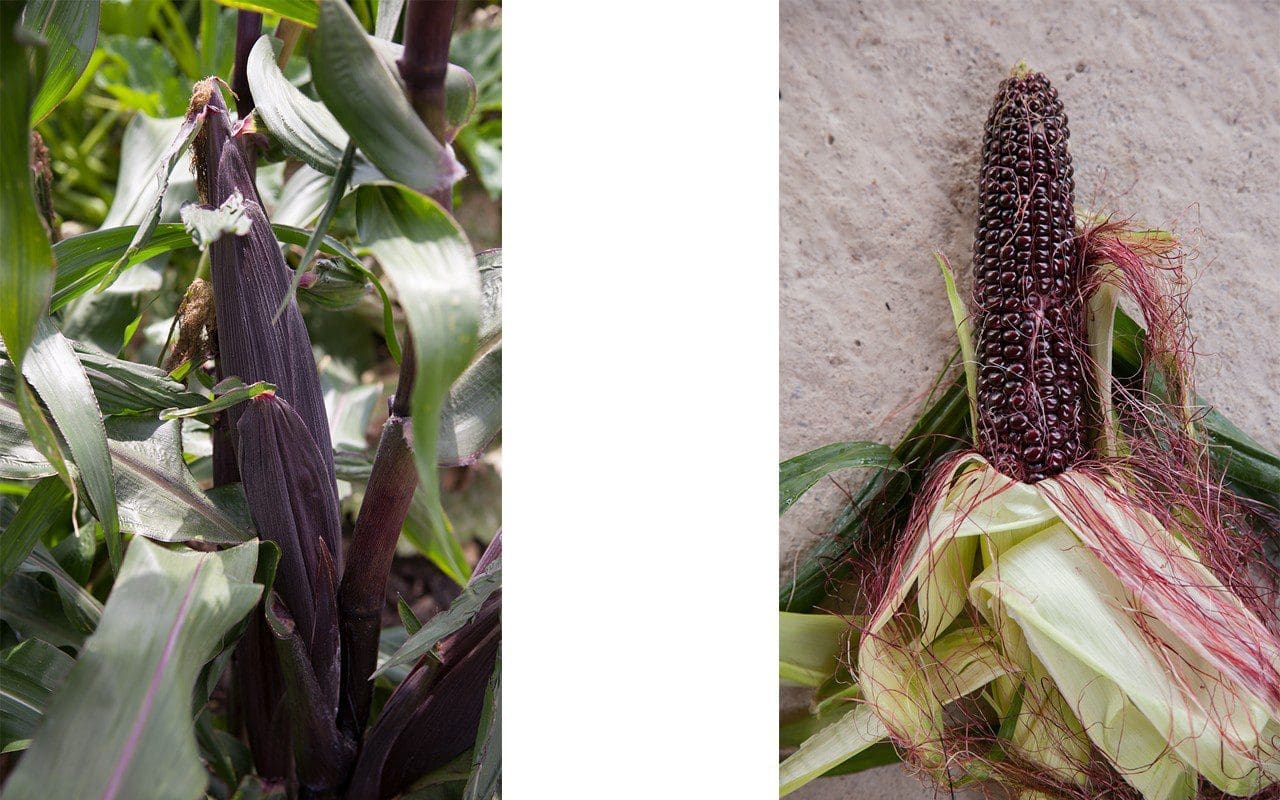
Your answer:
101;557;207;800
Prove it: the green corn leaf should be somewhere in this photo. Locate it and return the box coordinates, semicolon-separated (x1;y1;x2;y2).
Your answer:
94;102;207;291
216;0;318;27
364;36;479;143
312;0;464;197
397;596;422;635
0;397;254;544
399;460;470;589
0;638;75;753
814;743;902;778
101;113;197;229
782;626;1011;795
373;0;403;40
0;1;55;372
376;625;413;687
52;226;195;310
159;378;276;421
780;441;898;516
437;345;501;468
450;27;501;114
195;711;254;794
3;382;68;481
247;35;383;182
49;223;398;361
0;339;204;416
274;139;356;322
779;611;849;687
374;556;500;679
50;510;96;585
3;538;263;800
53;222;368;309
0;475;70;587
781;371;970;611
935;252;978;444
356;185;480;558
273;164;330;227
476;249;503;348
780;704;888;796
97;34;192;116
20;546;103;636
22;0;100;125
0;572;89;650
22;317;121;570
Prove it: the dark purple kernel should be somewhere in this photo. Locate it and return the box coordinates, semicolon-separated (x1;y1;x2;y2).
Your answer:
971;69;1086;483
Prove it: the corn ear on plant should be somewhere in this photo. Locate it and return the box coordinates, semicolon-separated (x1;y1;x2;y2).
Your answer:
1;2;501;798
780;65;1279;800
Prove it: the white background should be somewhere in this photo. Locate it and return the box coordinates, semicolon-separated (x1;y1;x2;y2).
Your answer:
504;4;780;797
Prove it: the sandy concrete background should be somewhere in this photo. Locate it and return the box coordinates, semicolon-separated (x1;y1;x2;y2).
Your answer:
779;1;1279;797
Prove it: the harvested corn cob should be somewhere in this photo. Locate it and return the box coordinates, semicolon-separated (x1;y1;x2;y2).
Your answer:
972;68;1086;483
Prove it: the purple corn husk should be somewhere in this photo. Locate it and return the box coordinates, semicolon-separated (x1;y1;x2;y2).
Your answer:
265;590;353;798
237;393;341;656
206;131;341;569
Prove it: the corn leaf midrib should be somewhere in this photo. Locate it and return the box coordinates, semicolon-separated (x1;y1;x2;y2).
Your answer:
0;396;250;543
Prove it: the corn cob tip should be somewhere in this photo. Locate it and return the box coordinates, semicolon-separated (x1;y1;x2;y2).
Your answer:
1010;60;1032;79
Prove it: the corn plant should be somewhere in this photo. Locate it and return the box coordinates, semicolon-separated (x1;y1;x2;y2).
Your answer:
779;65;1279;800
1;2;501;798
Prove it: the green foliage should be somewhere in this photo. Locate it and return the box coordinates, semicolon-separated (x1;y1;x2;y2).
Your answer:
97;35;193;116
3;3;503;795
312;0;463;196
356;185;480;554
3;538;262;800
23;0;101;124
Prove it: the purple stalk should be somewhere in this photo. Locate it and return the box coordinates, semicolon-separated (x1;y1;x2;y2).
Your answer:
337;416;415;738
336;0;458;740
231;11;263;118
397;0;457;209
346;534;502;799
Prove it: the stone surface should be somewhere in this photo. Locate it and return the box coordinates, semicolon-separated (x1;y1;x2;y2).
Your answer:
779;1;1278;797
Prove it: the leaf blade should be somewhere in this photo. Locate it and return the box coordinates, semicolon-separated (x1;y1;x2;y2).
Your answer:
312;0;464;196
22;317;121;569
780;441;898;516
374;557;500;678
0;2;55;370
2;538;263;800
23;0;100;125
356;185;480;563
0;475;70;587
